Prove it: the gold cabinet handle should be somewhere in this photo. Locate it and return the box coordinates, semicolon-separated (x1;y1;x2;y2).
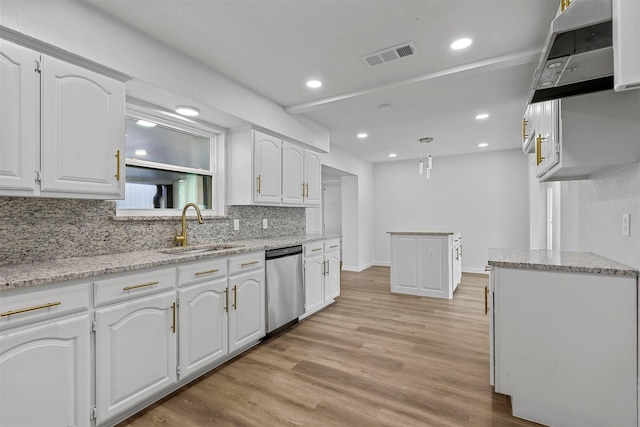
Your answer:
302;182;306;197
194;269;219;276
535;134;546;166
561;0;571;11
171;302;176;333
305;182;309;198
330;245;339;249
1;301;61;317
522;118;528;142
326;259;330;276
115;150;121;180
256;175;261;194
224;288;228;313
123;281;159;291
241;260;259;267
233;285;237;310
312;248;323;252
484;286;489;315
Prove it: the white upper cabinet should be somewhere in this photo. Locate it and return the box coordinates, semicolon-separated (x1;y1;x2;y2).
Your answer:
253;131;283;204
0;39;39;194
282;140;304;205
303;149;322;206
613;0;640;91
229;126;324;206
41;56;125;198
535;90;640;182
0;39;126;200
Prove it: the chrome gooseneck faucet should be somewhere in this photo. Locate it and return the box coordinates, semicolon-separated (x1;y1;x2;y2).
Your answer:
175;203;204;246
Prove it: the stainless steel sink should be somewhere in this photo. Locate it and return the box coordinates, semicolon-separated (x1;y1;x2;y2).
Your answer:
159;243;242;255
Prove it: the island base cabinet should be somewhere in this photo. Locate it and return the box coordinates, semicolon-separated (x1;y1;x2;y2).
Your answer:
95;291;177;425
0;314;90;427
493;268;637;427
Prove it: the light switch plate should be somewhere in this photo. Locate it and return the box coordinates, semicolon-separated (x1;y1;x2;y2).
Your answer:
622;213;630;237
233;219;240;231
263;218;268;229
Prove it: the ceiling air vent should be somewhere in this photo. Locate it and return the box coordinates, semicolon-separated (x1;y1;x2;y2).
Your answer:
361;42;418;68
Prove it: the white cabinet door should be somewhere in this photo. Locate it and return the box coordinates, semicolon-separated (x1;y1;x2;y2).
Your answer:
0;314;90;427
452;245;462;290
0;40;39;196
253;131;282;204
303;149;322;206
324;249;341;301
41;55;124;199
95;291;177;424
304;256;325;314
282;141;304;205
178;278;228;379
228;270;265;353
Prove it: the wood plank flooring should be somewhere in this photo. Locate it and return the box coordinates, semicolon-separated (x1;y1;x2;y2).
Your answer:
117;267;541;426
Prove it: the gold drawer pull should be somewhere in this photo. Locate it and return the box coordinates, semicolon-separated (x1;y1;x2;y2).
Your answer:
329;245;339;248
241;261;259;267
195;269;219;276
123;281;159;291
311;248;323;252
484;286;489;315
1;301;61;317
115;150;121;180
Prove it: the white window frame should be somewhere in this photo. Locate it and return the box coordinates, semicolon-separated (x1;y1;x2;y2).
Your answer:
116;103;226;217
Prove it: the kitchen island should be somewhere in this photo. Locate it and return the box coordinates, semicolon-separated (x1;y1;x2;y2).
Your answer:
388;231;461;299
487;249;639;427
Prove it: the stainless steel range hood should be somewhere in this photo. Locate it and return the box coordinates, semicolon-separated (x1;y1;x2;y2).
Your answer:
529;0;613;104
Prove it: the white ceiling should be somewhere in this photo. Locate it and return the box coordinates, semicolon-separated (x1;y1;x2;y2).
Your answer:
84;0;559;163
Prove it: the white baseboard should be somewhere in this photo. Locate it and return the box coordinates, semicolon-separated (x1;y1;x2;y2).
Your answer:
374;261;390;267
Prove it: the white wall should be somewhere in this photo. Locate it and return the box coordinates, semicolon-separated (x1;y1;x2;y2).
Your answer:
373;149;530;273
318;146;375;271
323;184;342;235
560;164;640;270
0;0;329;150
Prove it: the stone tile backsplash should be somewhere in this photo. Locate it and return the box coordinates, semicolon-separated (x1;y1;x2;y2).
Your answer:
0;198;305;265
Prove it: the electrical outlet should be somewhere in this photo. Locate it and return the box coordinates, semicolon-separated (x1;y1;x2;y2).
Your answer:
263;218;268;229
233;219;240;231
622;213;630;237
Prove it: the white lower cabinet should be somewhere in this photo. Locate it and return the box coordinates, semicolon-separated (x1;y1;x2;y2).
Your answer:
178;278;229;379
0;314;91;427
0;281;91;427
302;239;341;318
95;290;177;424
228;253;266;352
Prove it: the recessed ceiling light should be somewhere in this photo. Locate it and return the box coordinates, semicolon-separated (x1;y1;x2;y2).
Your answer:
136;120;156;128
388;153;397;158
450;38;472;50
357;133;368;138
478;143;489;148
306;80;322;88
475;113;489;120
175;106;199;116
547;62;563;69
134;149;148;156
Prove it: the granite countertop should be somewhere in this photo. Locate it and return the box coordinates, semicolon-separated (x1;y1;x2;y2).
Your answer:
488;248;638;277
0;234;340;291
387;231;458;236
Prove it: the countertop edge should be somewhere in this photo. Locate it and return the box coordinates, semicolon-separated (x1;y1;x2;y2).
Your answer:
0;234;340;291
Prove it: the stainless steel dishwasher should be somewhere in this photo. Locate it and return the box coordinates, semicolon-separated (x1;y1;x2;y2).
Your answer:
265;245;304;334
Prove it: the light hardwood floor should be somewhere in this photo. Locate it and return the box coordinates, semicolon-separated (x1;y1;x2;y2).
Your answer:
117;266;541;426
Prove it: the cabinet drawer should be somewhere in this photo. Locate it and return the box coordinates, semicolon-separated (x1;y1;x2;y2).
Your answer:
178;258;227;287
0;282;89;330
304;241;324;257
94;267;176;307
228;251;264;275
324;239;340;252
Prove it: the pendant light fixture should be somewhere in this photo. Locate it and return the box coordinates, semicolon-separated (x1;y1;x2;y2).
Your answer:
418;137;433;179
